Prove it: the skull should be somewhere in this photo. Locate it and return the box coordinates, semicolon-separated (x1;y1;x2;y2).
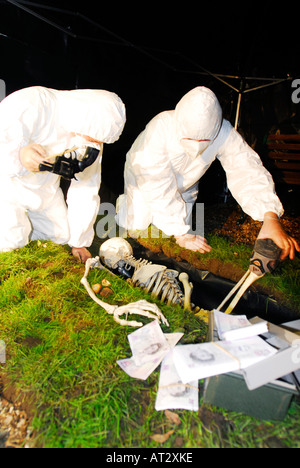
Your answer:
99;237;133;269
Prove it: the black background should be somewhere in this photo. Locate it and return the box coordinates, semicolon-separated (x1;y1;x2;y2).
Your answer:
1;0;299;203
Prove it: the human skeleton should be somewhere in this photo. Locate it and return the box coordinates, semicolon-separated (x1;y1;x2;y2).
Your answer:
81;237;194;327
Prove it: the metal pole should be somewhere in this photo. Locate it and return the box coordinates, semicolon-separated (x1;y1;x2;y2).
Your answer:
234;92;242;130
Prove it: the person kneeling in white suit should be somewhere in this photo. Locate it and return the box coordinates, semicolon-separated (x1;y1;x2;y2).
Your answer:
117;86;299;261
0;86;126;263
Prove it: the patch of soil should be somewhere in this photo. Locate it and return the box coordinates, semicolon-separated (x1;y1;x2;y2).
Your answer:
205;202;300;247
139;236;246;284
198;405;232;441
0;376;33;448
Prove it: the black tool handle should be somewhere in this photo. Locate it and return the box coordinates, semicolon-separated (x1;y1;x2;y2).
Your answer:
250;238;282;276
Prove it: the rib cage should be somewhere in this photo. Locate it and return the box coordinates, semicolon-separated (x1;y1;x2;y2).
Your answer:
117;256;186;307
99;237;193;311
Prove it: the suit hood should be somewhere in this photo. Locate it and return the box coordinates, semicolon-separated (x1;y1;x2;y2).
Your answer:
175;87;222;142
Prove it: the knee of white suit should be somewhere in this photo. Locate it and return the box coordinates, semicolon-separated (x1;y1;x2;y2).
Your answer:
0;200;70;252
0;237;29;252
0;202;32;252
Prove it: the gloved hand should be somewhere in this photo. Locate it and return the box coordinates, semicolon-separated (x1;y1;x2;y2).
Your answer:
258;213;300;260
72;247;92;264
19;144;48;172
175;234;212;253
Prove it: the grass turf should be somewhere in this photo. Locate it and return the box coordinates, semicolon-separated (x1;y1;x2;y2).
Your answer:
0;240;299;448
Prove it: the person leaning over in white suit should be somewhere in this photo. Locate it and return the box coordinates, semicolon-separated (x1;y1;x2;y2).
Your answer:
0;86;126;263
117;86;299;260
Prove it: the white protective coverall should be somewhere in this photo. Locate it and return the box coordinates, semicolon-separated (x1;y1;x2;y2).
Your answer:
0;86;126;252
117;87;283;236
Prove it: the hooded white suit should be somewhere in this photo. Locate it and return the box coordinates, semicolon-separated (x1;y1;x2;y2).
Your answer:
117;87;283;236
0;86;126;252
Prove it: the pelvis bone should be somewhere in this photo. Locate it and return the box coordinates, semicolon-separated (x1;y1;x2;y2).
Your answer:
99;237;193;311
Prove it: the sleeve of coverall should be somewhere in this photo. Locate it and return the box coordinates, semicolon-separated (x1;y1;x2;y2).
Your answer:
132;117;190;236
66;149;103;248
217;123;284;221
0;121;30;178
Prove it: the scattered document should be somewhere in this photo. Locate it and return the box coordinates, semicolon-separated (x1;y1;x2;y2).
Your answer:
128;319;170;366
213;310;268;341
117;320;183;380
173;337;277;384
116;316;290;411
218;336;277;368
173;342;240;383
155;350;199;412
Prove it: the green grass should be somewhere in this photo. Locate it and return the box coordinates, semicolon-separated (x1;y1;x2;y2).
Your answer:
0;240;299;448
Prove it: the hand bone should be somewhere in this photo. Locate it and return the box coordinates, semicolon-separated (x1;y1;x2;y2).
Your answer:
113;300;170;328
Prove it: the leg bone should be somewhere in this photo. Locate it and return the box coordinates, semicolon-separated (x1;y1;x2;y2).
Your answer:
179;272;193;311
81;258;169;327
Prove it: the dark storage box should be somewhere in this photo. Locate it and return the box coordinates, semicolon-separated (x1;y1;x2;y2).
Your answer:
202;312;299;420
203;371;297;420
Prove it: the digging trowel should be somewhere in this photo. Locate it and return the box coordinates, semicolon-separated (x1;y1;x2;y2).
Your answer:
217;238;282;314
